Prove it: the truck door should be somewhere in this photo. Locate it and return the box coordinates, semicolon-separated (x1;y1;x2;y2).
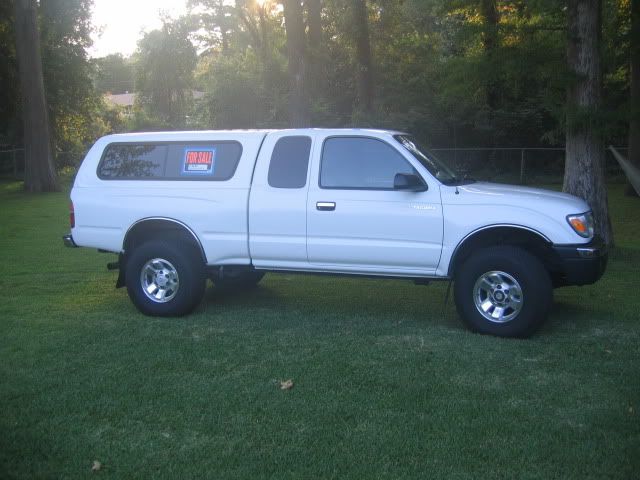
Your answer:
248;132;314;269
306;135;443;275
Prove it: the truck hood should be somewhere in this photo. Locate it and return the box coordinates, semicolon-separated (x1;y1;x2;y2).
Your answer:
442;182;590;214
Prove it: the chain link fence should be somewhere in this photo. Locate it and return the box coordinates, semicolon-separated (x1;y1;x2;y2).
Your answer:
0;148;24;178
0;149;83;179
430;147;628;184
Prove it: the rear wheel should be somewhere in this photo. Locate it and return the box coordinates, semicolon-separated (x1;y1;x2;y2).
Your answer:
453;246;552;338
125;239;206;316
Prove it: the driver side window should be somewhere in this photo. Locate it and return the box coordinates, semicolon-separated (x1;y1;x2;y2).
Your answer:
320;137;419;190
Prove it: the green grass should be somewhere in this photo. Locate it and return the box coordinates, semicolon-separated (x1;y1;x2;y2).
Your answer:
1;181;639;479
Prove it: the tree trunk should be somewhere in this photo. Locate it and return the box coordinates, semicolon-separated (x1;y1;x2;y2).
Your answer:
480;0;500;110
305;0;322;97
218;0;229;54
307;0;322;50
480;0;498;54
352;0;373;113
627;0;640;196
283;0;310;127
235;1;261;56
258;4;268;67
563;0;612;245
14;0;58;192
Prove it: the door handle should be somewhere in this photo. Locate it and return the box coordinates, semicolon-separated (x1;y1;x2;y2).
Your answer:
316;201;336;211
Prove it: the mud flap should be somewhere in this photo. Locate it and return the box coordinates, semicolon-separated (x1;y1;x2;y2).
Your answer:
115;253;126;288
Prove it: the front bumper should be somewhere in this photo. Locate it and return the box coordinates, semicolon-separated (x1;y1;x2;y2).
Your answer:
62;234;78;248
552;237;608;286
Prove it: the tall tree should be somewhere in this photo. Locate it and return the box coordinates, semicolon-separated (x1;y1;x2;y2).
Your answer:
283;0;310;126
563;0;612;244
480;0;500;110
0;2;19;144
628;0;640;196
305;0;323;98
352;0;373;113
94;54;136;94
13;0;58;192
232;0;273;66
40;0;95;157
214;0;232;54
307;0;322;54
136;21;197;128
189;0;235;54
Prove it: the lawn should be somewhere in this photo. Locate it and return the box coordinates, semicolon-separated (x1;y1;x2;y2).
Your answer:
0;180;639;479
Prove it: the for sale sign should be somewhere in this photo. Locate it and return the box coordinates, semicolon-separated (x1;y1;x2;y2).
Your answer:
182;147;216;175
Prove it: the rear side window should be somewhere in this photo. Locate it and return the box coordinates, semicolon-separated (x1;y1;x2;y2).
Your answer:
98;145;166;179
320;137;418;189
267;136;312;188
98;141;242;180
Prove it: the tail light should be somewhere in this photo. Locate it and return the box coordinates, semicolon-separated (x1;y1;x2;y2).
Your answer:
69;201;75;228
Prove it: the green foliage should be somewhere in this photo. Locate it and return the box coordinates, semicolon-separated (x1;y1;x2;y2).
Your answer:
602;0;633;144
370;0;568;146
180;0;623;146
93;54;136;94
135;20;198;129
1;0;122;167
187;1;292;129
39;0;101;159
195;52;287;128
0;0;633;157
124;108;174;132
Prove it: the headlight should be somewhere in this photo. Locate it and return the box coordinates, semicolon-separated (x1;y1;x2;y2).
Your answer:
567;212;594;238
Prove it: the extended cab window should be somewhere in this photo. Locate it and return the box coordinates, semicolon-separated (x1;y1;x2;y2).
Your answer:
98;142;242;180
98;145;166;179
268;136;312;188
320;137;419;190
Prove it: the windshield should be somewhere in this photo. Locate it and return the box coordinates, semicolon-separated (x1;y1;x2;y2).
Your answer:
394;135;473;186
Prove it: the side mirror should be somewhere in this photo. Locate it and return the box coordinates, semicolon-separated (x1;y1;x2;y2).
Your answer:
394;173;428;192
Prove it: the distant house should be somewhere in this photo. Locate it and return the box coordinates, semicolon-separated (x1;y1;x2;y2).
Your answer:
104;91;205;117
104;92;136;116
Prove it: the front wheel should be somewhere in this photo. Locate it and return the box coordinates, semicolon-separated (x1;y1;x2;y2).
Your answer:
453;246;552;338
125;240;206;316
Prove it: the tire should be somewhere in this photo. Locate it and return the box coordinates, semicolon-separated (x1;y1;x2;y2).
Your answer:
125;239;206;316
213;270;265;291
453;246;552;338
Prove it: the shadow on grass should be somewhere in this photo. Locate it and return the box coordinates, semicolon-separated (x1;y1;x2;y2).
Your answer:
55;275;457;333
199;274;459;332
52;267;621;339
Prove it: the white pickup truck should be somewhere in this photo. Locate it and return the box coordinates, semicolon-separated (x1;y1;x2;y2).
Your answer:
64;129;607;337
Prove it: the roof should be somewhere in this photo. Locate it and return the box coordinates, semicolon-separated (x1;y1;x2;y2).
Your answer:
99;128;407;143
104;91;206;107
105;93;135;107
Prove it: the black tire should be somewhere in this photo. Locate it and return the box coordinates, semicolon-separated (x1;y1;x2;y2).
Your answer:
213;270;265;291
453;246;552;338
125;239;206;316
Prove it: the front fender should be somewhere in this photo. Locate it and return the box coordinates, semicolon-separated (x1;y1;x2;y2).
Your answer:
436;203;587;277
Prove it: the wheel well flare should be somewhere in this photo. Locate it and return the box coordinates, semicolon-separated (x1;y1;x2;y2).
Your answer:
123;219;206;263
449;226;556;277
